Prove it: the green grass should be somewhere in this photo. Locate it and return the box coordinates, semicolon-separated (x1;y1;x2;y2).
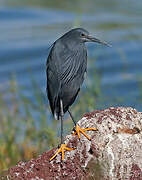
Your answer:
0;61;102;171
0;53;141;172
0;77;57;171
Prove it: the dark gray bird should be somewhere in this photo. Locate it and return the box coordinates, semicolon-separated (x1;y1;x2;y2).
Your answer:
46;28;110;161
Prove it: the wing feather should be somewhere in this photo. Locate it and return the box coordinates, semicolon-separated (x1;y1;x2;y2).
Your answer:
46;40;87;118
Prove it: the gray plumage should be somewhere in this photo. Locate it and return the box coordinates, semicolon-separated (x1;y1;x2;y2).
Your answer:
46;28;110;120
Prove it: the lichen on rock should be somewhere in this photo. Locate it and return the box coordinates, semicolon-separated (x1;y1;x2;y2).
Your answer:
5;107;142;179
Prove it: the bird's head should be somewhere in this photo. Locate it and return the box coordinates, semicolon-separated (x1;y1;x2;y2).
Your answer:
64;28;111;47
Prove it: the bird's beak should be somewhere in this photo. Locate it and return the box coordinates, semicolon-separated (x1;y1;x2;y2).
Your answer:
85;35;112;47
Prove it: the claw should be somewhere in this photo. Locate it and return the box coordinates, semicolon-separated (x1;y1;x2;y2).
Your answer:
50;144;74;161
72;124;97;140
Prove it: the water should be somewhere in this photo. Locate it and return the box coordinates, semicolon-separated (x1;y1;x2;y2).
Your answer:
0;0;142;111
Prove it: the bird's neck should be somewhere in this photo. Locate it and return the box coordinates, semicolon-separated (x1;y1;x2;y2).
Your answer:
66;41;85;52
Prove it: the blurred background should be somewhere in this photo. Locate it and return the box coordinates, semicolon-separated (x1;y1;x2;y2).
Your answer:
0;0;142;171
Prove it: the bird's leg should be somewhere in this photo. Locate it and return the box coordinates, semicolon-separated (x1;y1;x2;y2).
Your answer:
68;109;76;126
50;100;74;161
68;109;97;141
60;99;64;145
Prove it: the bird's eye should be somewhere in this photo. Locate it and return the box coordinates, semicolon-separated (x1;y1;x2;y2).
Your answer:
81;33;85;37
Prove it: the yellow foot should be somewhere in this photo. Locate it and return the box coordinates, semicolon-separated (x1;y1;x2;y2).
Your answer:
72;124;97;140
50;144;74;161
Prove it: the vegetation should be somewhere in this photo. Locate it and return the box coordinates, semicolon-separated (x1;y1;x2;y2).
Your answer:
0;48;141;173
0;56;103;171
0;77;57;171
0;53;142;172
1;0;141;174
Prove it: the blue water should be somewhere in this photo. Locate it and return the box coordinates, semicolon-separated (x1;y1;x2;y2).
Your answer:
0;0;142;112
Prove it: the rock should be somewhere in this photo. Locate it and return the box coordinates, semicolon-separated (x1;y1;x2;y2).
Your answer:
5;107;142;179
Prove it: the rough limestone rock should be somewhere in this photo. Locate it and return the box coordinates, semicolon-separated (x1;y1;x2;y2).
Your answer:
4;107;142;179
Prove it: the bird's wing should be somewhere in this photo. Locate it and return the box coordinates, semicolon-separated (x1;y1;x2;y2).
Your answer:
46;45;61;116
46;41;87;117
58;45;87;85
